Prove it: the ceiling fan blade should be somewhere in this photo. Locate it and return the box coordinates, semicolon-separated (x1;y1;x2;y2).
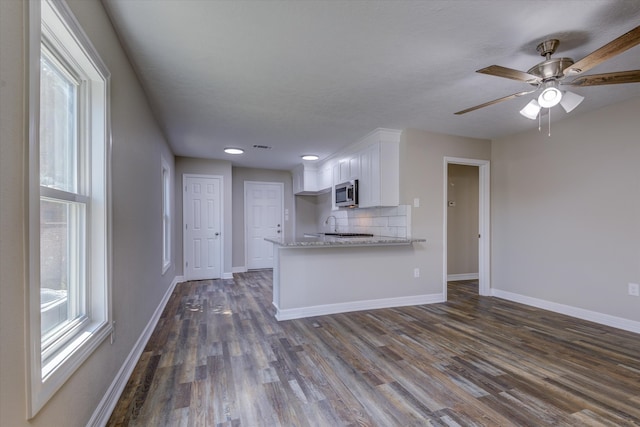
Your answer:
477;65;540;83
455;90;536;115
564;25;640;75
564;70;640;87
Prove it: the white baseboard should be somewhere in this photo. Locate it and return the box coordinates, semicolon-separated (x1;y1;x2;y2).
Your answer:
447;273;479;281
232;266;247;274
87;275;184;427
492;289;640;334
275;293;445;321
222;272;234;279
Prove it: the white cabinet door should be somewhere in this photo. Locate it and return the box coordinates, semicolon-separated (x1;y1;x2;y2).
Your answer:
378;141;399;206
336;155;360;183
358;144;380;208
318;164;332;190
338;160;350;183
332;162;341;186
184;175;222;280
292;164;322;194
358;141;399;207
292;166;303;194
349;155;360;180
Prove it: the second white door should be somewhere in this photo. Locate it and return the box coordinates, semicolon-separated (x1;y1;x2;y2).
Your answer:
184;175;222;280
245;181;283;269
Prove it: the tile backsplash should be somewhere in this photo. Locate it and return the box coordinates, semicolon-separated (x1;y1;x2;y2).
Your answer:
320;205;412;238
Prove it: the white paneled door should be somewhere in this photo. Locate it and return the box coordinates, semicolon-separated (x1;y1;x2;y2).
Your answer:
184;175;222;280
245;182;283;270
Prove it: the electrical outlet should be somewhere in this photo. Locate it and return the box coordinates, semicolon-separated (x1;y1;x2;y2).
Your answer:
629;283;640;297
413;268;420;278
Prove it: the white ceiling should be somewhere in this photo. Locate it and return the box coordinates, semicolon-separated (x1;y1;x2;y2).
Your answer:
101;0;640;170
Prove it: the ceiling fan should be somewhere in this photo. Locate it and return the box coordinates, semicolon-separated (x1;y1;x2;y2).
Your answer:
455;25;640;120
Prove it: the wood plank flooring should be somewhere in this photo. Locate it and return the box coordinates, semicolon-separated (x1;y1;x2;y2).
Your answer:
107;273;640;426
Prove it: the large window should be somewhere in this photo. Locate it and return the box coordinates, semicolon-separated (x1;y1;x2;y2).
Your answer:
28;0;111;417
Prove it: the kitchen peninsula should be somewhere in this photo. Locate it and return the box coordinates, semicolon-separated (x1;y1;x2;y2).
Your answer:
266;235;430;320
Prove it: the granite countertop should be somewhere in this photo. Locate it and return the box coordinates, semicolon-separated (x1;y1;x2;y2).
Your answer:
265;233;426;248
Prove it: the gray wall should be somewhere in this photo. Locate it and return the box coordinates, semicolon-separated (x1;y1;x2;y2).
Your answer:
232;167;294;269
0;0;176;425
447;164;479;276
492;96;640;322
175;157;233;276
400;129;491;294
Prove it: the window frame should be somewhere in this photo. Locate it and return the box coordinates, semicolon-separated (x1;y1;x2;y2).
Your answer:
27;0;112;418
161;156;172;274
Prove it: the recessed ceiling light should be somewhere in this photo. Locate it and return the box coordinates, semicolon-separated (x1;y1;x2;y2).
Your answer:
224;147;244;155
301;154;319;161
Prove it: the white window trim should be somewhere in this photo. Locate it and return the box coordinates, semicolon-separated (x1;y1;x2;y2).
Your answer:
27;0;112;418
161;156;172;274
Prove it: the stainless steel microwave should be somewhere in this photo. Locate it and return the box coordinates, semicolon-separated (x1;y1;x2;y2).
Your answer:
335;180;358;208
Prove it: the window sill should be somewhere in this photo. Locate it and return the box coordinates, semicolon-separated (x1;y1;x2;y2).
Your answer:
31;320;112;418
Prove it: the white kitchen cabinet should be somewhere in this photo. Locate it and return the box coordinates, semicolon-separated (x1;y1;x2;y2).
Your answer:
339;160;349;183
332;162;341;186
335;154;360;184
318;164;333;190
293;128;400;206
292;164;318;195
358;144;377;207
357;140;399;207
349;155;360;180
293;163;332;195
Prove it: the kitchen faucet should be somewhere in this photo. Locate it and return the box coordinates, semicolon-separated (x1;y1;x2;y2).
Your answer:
324;215;337;232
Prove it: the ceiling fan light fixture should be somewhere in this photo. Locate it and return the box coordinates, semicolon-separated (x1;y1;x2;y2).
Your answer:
537;82;563;108
559;90;585;113
520;99;541;120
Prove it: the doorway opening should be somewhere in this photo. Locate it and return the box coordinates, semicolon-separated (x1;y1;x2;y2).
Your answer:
443;157;490;300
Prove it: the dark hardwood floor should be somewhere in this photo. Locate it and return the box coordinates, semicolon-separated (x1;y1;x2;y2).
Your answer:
107;273;640;426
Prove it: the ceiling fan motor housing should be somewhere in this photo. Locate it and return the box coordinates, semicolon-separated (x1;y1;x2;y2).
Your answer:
528;57;574;83
527;39;575;84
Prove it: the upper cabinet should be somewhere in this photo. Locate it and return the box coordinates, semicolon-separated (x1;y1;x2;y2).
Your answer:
292;128;401;206
292;163;333;195
334;154;360;185
292;164;316;195
318;163;332;190
357;131;400;208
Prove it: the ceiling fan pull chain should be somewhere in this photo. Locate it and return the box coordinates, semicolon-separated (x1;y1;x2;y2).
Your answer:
548;108;551;137
538;110;541;132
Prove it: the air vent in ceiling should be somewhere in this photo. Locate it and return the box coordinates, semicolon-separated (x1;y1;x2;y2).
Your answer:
253;144;272;150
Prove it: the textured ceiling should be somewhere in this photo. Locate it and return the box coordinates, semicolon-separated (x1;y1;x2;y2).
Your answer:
101;0;640;170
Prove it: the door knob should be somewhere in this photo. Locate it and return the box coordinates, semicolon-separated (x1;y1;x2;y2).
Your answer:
215;232;220;236
277;230;281;234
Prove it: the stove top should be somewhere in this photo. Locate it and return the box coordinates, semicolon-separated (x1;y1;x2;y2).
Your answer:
324;233;374;238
